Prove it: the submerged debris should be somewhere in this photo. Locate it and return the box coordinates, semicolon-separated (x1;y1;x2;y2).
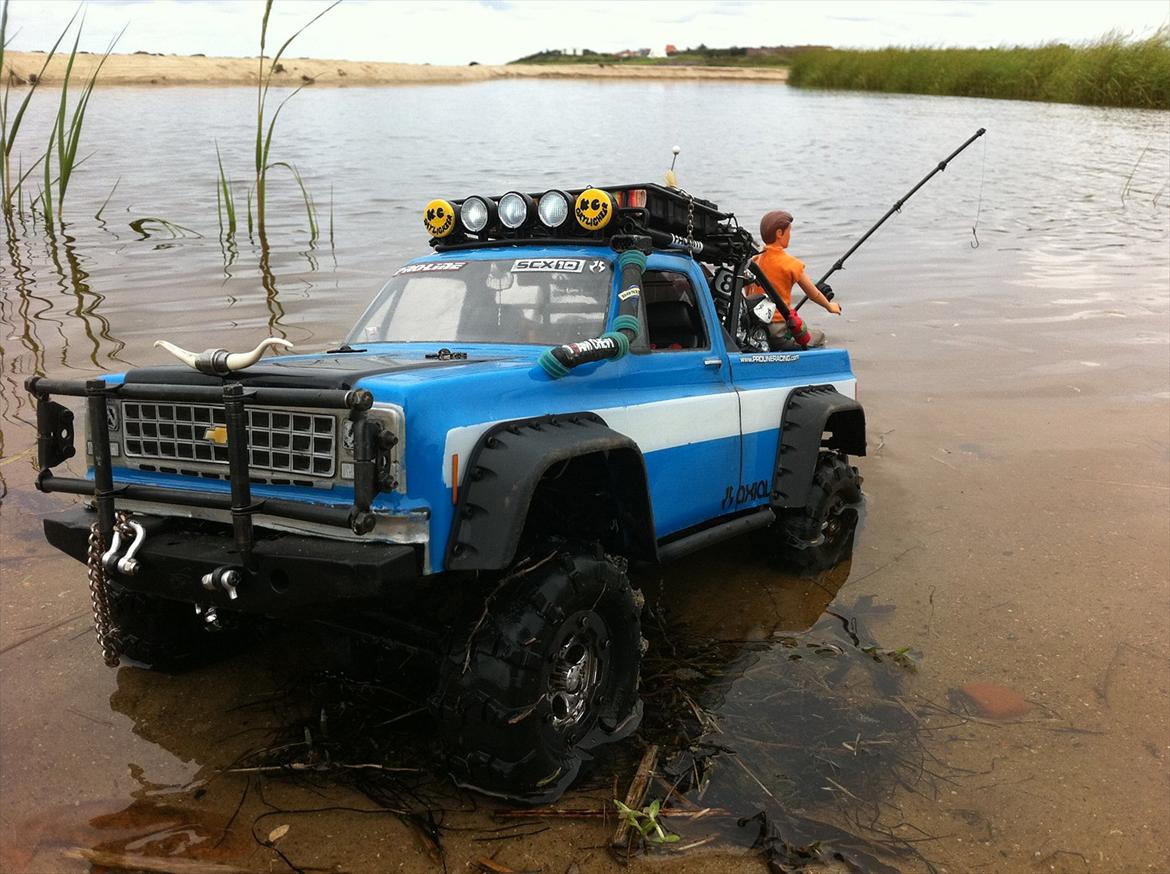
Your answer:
950;681;1033;719
629;556;944;871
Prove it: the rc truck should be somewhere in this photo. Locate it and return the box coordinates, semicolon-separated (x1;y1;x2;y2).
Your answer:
29;183;866;801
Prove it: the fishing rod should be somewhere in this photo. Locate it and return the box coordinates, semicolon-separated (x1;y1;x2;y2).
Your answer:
795;127;987;312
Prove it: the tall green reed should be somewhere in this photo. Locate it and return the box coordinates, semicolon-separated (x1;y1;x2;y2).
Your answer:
787;29;1170;110
0;0;78;217
1;0;121;227
251;0;338;244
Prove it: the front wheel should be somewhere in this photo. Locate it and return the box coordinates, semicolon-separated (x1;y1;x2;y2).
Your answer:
433;546;643;802
769;452;862;573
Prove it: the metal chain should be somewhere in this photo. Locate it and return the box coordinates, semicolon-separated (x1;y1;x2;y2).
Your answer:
673;185;696;249
86;511;131;667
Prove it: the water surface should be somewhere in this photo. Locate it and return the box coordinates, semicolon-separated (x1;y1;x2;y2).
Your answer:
2;80;1168;873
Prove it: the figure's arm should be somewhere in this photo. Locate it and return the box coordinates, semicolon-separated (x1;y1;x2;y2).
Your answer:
797;272;841;314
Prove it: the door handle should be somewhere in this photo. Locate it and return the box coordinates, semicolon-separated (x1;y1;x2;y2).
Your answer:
703;357;722;369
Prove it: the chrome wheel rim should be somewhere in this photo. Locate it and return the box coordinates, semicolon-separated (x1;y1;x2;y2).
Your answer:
548;631;601;730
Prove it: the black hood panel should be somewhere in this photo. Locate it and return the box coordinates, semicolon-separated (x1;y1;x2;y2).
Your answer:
123;353;474;390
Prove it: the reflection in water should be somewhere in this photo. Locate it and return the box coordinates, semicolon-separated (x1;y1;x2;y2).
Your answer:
11;507;939;872
48;228;130;368
632;513;938;872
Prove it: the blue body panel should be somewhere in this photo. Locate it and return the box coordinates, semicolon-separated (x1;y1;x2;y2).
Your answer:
102;245;857;575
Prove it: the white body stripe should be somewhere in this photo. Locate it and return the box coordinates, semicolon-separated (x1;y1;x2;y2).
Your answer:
441;378;855;486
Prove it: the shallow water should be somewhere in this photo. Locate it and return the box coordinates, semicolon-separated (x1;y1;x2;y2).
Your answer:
1;80;1168;873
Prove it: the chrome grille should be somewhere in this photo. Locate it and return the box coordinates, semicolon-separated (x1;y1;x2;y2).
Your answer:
121;402;337;478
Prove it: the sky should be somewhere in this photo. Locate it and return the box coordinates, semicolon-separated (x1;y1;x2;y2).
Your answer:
6;0;1169;66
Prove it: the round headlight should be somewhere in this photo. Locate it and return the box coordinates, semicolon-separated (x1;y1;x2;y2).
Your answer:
574;187;616;231
498;191;533;230
423;198;456;238
460;196;494;234
537;190;570;229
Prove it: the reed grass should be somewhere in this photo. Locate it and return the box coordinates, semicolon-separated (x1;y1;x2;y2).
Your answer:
251;0;338;243
788;29;1170;110
268;160;318;242
0;0;78;216
2;1;122;226
215;141;237;236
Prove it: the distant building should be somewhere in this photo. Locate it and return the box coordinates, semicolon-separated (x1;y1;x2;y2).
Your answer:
665;44;679;56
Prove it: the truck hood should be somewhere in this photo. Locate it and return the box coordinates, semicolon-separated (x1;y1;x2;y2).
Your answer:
122;345;535;391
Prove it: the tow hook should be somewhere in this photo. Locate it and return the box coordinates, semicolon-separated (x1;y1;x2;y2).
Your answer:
194;604;222;630
201;565;244;600
100;519;147;576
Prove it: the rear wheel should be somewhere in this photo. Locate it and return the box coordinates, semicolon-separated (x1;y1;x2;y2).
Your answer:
433;546;643;802
769;452;862;573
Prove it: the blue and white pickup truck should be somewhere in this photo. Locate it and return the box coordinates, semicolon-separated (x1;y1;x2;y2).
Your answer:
29;183;866;801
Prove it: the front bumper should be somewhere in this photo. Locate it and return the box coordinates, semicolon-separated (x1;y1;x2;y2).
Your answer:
45;508;421;614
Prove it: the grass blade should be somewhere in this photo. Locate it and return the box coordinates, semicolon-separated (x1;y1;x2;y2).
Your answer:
94;176;119;220
267;160;318;241
215;140;237;235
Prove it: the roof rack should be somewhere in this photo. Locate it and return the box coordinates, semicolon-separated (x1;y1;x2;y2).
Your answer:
424;183;755;266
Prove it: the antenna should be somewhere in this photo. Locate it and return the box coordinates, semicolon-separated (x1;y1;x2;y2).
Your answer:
665;145;682;188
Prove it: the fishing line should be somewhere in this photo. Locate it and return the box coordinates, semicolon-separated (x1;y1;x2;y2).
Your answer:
970;132;987;249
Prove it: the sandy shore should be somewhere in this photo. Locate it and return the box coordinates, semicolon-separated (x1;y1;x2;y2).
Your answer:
3;50;788;87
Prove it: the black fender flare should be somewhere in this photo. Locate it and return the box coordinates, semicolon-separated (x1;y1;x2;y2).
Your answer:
772;385;866;509
445;413;657;571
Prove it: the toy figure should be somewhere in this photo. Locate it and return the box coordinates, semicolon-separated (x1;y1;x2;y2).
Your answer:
749;210;841;349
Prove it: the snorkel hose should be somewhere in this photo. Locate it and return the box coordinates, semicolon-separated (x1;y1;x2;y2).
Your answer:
538;237;650;379
745;261;811;349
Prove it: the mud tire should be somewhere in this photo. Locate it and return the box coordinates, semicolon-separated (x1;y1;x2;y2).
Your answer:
108;582;253;672
433;546;643;803
769;452;862;573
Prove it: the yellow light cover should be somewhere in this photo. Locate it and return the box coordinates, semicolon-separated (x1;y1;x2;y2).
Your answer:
423;199;457;238
574;188;615;231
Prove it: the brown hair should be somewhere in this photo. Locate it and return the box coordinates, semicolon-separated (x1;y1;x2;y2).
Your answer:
760;210;793;244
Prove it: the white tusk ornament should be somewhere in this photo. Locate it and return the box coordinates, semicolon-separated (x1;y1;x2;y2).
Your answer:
154;337;294;375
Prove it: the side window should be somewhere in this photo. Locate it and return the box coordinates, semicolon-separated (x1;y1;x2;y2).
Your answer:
641;270;709;351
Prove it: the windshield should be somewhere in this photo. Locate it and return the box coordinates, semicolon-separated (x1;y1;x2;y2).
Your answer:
348;257;612;346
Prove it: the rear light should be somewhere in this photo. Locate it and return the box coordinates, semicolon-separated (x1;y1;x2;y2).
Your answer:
614;188;648;209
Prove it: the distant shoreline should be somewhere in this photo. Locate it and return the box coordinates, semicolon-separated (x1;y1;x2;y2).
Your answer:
2;51;789;87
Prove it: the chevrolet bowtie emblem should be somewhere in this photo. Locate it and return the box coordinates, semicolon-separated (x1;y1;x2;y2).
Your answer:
204;425;229;445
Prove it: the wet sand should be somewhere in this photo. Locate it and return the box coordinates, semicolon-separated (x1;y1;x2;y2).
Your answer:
2;50;789;87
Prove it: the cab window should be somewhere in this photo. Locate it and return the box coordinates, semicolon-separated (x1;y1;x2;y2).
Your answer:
641;270;709;351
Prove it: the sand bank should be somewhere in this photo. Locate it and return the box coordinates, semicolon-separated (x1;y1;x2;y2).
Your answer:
3;50;788;87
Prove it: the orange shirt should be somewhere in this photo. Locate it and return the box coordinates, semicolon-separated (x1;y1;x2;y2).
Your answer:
751;242;805;309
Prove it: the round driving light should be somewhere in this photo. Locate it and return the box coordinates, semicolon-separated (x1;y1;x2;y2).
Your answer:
423;198;456;238
537;190;570;229
574;187;615;231
460;196;494;234
498;191;533;230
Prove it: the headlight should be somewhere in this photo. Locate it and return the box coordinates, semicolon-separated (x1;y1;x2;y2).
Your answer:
423;198;457;238
460;196;494;234
574;187;615;231
537;190;570;229
498;191;533;230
